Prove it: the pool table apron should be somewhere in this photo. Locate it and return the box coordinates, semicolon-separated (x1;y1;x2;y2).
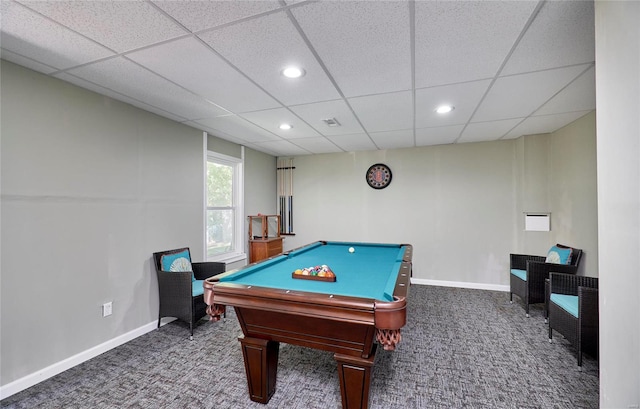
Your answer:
204;260;410;356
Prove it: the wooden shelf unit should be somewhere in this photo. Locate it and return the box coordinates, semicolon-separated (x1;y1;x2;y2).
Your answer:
248;215;284;263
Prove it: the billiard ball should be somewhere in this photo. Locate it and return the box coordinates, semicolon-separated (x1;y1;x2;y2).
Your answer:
348;247;355;253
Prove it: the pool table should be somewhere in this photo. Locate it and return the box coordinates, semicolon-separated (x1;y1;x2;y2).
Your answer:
203;240;412;409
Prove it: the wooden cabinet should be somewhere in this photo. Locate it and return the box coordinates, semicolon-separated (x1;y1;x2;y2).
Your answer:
248;215;283;263
249;237;283;264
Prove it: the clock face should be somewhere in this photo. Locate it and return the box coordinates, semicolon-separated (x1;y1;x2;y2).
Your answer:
366;163;392;189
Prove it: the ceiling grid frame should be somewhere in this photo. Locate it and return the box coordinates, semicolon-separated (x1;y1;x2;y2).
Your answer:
453;0;547;144
0;0;596;156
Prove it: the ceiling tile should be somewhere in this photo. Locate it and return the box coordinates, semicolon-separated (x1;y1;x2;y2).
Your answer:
472;64;588;122
240;108;321;139
152;0;282;33
349;91;413;133
0;1;114;69
369;129;414;150
535;66;595;116
126;37;280;114
415;1;538;88
289;100;364;136
55;72;189;123
22;0;188;53
503;111;592;139
241;143;280;157
187;122;253;146
415;125;464;147
1;0;598;158
415;80;491;128
199;11;340;106
0;48;58;74
65;57;229;120
194;115;280;144
458;118;523;143
288;137;343;154
327;133;377;153
252;140;311;157
291;1;411;97
502;1;595;75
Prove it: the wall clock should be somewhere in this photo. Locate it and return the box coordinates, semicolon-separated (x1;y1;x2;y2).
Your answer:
366;163;392;189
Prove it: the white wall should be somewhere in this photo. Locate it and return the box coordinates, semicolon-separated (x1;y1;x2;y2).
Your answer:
514;134;552;253
549;111;599;276
244;148;278;219
1;61;207;391
1;61;279;396
283;115;598;288
239;146;278;269
595;2;640;406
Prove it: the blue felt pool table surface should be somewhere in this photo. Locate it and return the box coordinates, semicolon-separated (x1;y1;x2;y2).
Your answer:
220;241;408;301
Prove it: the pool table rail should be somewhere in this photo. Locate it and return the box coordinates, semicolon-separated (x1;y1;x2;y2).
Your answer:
375;262;410;327
204;265;410;353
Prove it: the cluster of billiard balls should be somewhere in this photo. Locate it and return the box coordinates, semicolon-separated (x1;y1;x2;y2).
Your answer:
293;264;336;278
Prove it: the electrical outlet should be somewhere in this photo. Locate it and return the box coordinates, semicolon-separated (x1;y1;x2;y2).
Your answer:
102;302;112;317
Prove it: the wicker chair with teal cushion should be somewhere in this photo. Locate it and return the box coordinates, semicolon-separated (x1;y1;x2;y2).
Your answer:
548;272;598;368
152;248;226;339
509;244;582;317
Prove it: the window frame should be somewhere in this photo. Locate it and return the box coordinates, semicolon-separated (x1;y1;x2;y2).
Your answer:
205;150;245;263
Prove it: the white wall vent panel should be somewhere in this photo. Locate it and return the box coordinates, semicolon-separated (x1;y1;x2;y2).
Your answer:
524;213;551;231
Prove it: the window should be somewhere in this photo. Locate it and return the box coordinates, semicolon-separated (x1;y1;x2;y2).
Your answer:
206;151;244;262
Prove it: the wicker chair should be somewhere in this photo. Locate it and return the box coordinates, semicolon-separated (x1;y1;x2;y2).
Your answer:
548;272;598;368
509;245;582;317
152;248;226;340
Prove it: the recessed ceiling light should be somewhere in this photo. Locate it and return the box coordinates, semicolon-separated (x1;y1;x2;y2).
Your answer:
279;123;292;130
436;105;455;114
281;66;305;79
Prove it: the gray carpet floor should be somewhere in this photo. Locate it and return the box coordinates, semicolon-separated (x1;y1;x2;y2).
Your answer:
1;285;599;408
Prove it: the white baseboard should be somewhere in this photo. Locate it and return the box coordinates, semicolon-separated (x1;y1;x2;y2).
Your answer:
0;319;169;400
411;278;510;292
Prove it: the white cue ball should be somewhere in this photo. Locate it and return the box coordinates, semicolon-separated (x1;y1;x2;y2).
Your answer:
349;247;355;253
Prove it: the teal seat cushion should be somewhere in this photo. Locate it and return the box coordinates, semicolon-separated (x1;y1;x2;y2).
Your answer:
192;280;205;297
510;269;527;281
545;245;572;265
550;293;579;318
160;249;195;281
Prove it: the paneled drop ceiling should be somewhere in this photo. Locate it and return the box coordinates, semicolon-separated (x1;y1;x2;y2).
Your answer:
0;0;595;157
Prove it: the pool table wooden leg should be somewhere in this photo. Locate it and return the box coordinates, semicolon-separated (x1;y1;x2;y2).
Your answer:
335;344;377;409
239;336;279;404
